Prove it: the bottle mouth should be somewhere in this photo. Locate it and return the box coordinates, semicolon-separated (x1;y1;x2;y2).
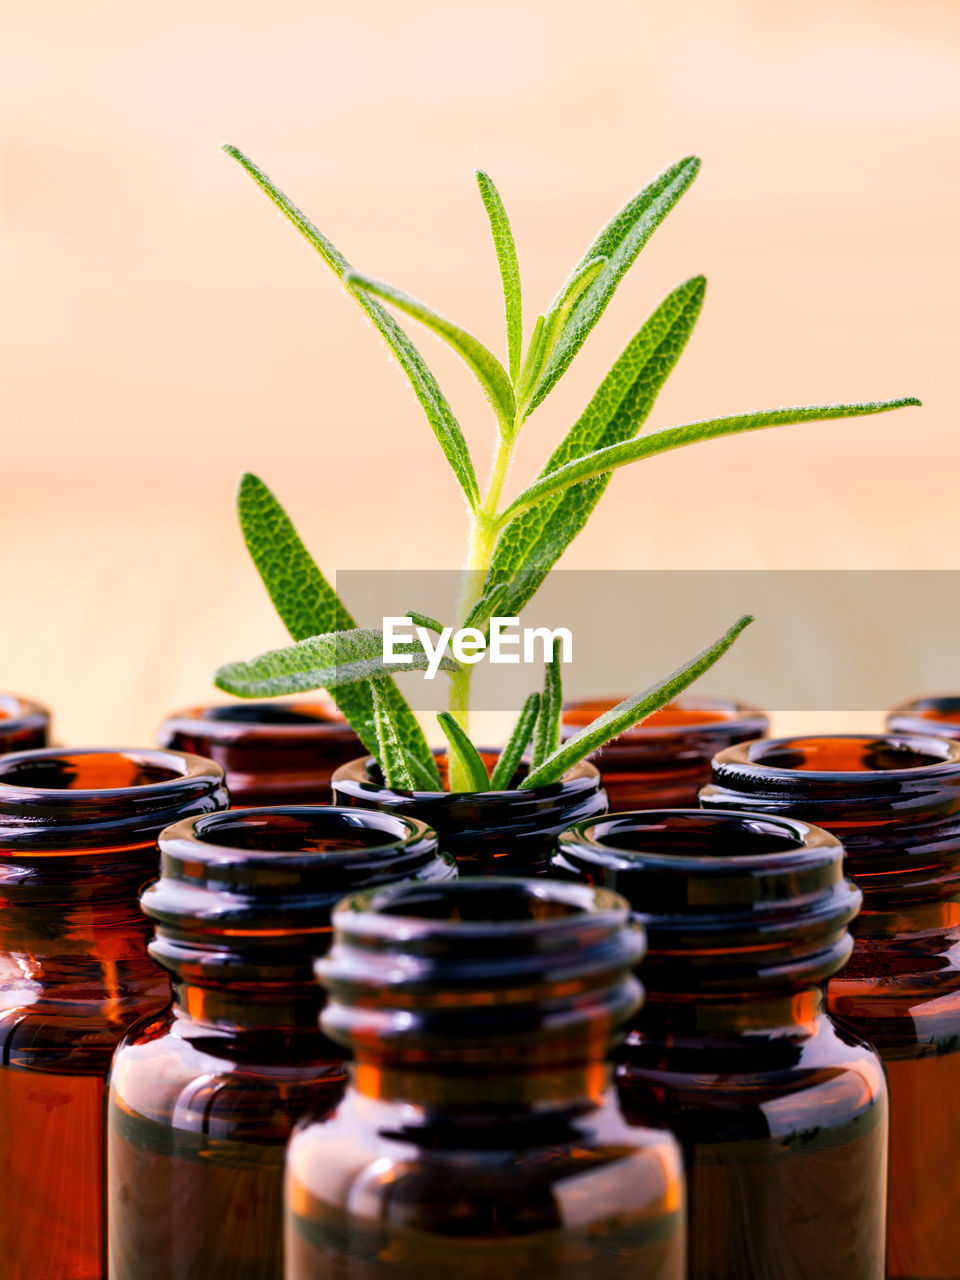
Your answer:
0;748;228;850
158;699;354;740
0;693;50;739
554;809;858;991
707;732;960;798
144;806;454;952
562;694;767;740
332;753;600;798
887;695;960;739
318;878;644;1061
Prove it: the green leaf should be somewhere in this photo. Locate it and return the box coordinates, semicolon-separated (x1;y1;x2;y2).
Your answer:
531;646;563;769
346;270;516;437
464;582;510;631
523;156;701;414
476;170;522;384
215;629;458;699
437;711;490;792
517;257;606;411
489;691;541;790
372;684;416;791
500;397;922;526
406;610;445;634
522;614;754;788
403;748;443;791
486;276;706;615
237;472;441;786
222;145;480;508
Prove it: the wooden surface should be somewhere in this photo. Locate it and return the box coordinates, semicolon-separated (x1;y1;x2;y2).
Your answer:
1;0;955;748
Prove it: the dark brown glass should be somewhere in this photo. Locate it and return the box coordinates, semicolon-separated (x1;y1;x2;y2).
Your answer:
561;695;768;811
107;806;453;1280
554;809;888;1280
703;734;960;1280
157;700;362;804
887;693;960;740
0;747;228;1280
286;878;686;1280
331;754;607;875
0;692;51;754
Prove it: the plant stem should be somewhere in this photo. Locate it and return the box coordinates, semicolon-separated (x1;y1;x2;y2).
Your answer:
446;428;514;791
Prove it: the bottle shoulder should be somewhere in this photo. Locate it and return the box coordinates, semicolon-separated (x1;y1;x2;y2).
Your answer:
287;1089;683;1234
110;1013;346;1142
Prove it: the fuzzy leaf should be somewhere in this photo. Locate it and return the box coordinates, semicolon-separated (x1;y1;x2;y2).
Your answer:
488;691;541;790
522;614;753;788
464;582;510;632
372;684;416;791
524;156;701;414
237;472;440;786
346;270;515;436
485;276;706;615
406;610;445;634
531;647;563;769
214;628;459;699
476;170;522;383
223;146;479;507
500;398;922;526
518;257;606;412
437;711;491;792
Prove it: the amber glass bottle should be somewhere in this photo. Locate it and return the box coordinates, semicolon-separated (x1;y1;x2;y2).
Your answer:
157;700;361;804
0;747;227;1280
887;693;960;740
0;692;50;753
108;806;453;1280
286;877;686;1280
560;695;767;811
332;755;606;874
703;734;960;1280
554;809;888;1280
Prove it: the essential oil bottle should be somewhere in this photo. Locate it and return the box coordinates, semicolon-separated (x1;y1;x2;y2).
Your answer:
157;700;361;804
560;695;767;811
703;734;960;1280
553;809;888;1280
0;692;50;754
286;878;686;1280
0;747;228;1280
107;806;453;1280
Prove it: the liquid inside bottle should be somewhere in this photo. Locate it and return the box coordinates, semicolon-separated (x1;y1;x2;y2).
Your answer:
107;806;453;1280
286;877;687;1280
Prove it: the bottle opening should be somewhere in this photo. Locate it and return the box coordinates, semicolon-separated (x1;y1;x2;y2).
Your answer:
0;750;186;791
368;879;587;924
189;808;422;856
579;810;804;859
199;702;344;727
748;735;950;774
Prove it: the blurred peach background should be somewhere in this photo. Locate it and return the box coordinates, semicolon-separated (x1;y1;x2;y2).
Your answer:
1;0;956;747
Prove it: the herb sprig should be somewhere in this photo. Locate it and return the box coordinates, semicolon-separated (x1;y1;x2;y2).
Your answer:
215;147;919;792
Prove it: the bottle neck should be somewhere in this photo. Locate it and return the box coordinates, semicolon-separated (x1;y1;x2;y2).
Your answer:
636;985;826;1040
168;970;327;1035
349;1058;612;1112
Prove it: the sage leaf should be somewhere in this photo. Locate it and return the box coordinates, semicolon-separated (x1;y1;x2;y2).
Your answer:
237;472;440;786
522;614;753;788
437;711;490;792
403;748;444;791
486;275;705;615
372;684;416;791
531;646;563;769
214;628;459;699
464;581;510;631
222;146;480;508
500;398;922;526
524;155;701;414
488;691;541;790
476;170;522;384
346;270;516;436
